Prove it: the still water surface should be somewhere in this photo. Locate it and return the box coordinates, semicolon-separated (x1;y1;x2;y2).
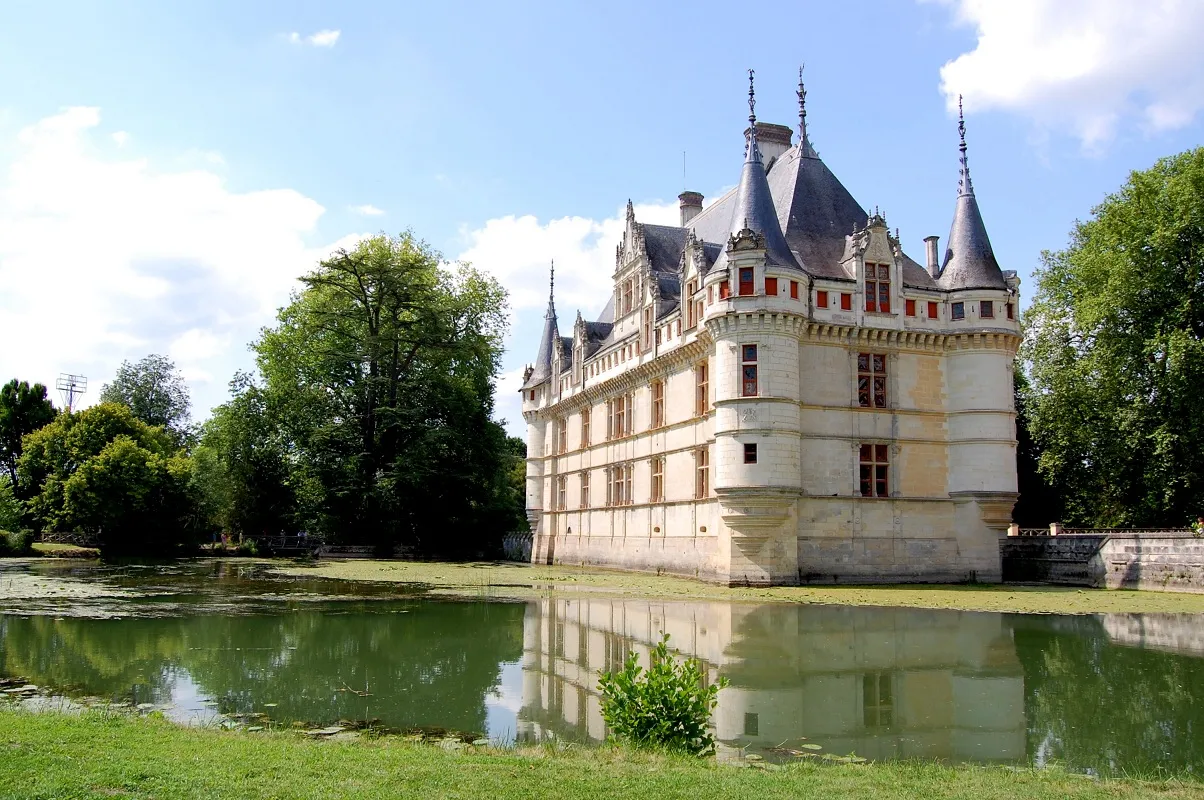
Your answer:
2;559;1203;776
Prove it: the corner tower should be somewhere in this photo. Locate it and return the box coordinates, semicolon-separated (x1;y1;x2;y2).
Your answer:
707;71;804;585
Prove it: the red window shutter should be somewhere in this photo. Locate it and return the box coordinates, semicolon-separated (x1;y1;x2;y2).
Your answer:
905;299;916;316
738;268;755;296
790;281;799;299
927;301;938;319
719;281;730;299
816;290;828;308
765;277;778;296
840;293;852;311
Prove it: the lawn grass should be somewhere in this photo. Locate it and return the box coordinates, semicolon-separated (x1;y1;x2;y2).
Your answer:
274;559;1204;614
30;541;101;558
1;709;1199;800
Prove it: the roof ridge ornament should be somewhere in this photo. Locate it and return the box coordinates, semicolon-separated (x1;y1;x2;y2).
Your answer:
957;95;974;197
797;65;817;158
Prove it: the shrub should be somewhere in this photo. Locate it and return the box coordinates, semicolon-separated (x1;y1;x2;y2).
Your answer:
597;633;728;756
0;478;21;532
0;530;33;556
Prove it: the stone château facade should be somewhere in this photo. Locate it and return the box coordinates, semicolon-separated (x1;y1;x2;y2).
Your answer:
520;72;1021;585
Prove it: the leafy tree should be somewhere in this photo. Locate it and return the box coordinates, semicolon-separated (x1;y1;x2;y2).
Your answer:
193;374;300;536
244;232;511;556
0;379;58;491
100;354;193;443
1022;147;1204;526
0;477;22;532
1012;371;1065;527
18;402;199;553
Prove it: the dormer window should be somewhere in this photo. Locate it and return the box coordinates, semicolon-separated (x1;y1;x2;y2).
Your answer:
622;281;633;316
865;263;890;313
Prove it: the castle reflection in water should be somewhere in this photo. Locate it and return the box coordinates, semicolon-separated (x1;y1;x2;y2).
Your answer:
518;597;1026;761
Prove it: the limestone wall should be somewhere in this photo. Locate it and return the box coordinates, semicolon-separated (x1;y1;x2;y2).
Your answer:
1001;534;1204;592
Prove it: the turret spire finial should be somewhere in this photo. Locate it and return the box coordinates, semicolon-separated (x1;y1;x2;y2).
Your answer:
957;94;974;196
546;260;556;317
745;69;761;163
797;65;815;157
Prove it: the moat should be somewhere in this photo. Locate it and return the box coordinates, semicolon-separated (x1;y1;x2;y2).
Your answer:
2;559;1203;777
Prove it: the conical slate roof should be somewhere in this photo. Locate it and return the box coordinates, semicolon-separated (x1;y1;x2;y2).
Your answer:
725;73;800;270
938;102;1006;291
522;267;559;389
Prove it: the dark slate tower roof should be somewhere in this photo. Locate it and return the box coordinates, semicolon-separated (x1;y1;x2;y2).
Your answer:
724;71;800;270
522;263;559;389
938;98;1006;291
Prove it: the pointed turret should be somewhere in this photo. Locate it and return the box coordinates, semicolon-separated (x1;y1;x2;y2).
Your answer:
938;97;1006;290
522;262;560;389
729;70;799;269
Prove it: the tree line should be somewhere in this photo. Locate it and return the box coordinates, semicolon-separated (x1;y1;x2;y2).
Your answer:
0;233;527;557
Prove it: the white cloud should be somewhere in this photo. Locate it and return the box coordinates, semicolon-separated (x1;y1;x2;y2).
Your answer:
457;200;678;435
286;29;340;47
0;107;359;416
111;131;128;147
932;0;1204;149
350;203;385;216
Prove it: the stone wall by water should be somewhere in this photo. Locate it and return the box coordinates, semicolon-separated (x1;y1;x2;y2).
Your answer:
1001;534;1204;592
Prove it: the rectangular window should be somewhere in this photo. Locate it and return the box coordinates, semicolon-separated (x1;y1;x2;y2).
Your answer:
557;418;567;454
840;293;852;311
580;471;590;508
859;443;889;498
952;301;965;320
581;408;590;448
643;307;653;349
556;475;567;510
695;447;710;498
865;263;891;313
707;284;713;304
1006;302;1014;320
980;300;994;318
905;299;916;317
651;380;664;428
816;290;828;308
529;390;536;401
790;280;799;299
676;319;682;335
765;277;778;296
622;280;633;316
651;456;664;502
719;281;731;299
685;281;697;327
738;267;755;296
741;344;758;397
857;353;887;408
695;362;709;415
927;301;938;320
607;395;629;440
744;443;758;464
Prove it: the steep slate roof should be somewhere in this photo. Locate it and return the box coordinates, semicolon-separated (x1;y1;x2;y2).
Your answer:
523;290;559;389
558;337;573;373
642;224;689;274
937;104;1006;291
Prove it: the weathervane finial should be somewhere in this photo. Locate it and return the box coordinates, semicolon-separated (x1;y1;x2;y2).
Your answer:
956;94;974;196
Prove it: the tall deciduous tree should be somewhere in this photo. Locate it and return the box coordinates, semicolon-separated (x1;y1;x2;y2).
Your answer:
100;355;193;442
1022;147;1204;526
0;379;58;491
231;232;513;555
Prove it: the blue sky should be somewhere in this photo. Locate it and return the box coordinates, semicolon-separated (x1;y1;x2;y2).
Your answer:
2;0;1203;437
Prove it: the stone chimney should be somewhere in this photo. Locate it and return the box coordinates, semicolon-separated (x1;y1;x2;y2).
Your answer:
743;122;793;171
678;191;704;226
924;235;940;278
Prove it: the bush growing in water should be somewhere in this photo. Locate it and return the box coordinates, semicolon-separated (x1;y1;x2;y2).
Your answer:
597;633;728;755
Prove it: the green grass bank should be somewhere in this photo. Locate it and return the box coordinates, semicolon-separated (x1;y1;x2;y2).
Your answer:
2;710;1200;800
274;559;1204;614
